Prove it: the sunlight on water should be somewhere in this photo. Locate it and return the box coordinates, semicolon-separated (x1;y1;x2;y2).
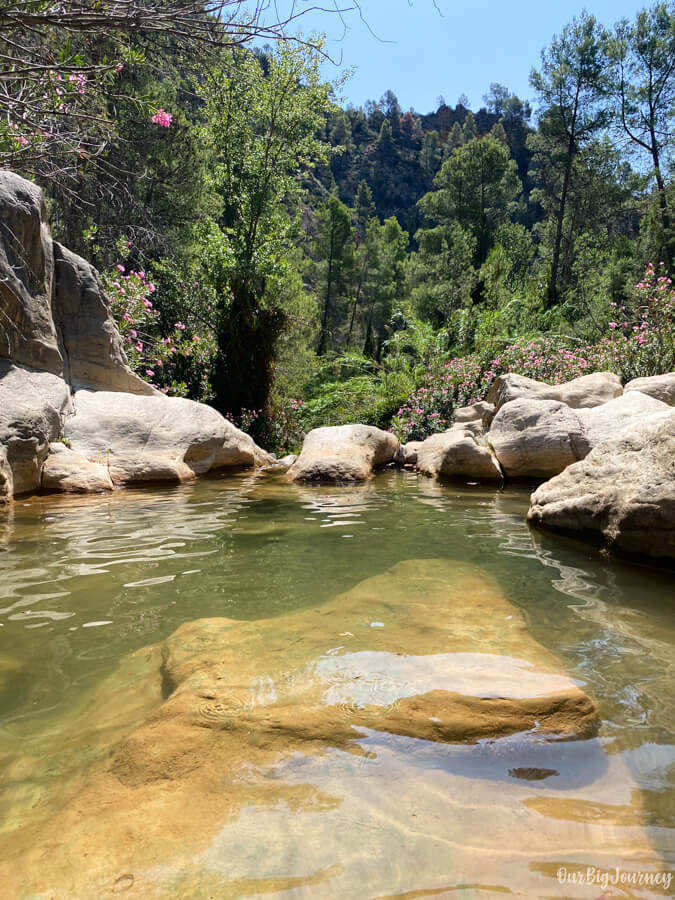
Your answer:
0;469;673;898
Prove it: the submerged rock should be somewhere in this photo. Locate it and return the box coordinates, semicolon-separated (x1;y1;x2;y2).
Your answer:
0;560;600;898
416;429;502;481
288;424;399;483
528;411;675;562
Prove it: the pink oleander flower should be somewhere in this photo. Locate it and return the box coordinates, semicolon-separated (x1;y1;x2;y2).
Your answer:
116;264;124;272
151;108;172;127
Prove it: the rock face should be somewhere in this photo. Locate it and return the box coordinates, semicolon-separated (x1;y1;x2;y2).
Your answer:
624;372;675;406
576;390;671;446
528;412;675;562
41;442;114;493
52;243;152;395
64;390;266;485
487;371;622;412
416;429;503;481
0;171;269;500
288;424;399;483
0;171;62;376
488;398;590;478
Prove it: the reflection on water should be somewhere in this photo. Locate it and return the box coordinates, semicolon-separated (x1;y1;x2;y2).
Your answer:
0;469;673;898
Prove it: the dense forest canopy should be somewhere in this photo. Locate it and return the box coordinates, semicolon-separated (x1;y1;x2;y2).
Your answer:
1;1;673;449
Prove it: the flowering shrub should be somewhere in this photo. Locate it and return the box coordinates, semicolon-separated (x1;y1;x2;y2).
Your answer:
104;261;215;400
391;265;674;441
607;263;674;378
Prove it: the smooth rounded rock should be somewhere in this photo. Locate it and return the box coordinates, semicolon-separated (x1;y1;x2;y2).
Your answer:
42;442;114;493
624;372;675;406
488;398;589;478
288;425;399;483
487;371;622;412
416;429;503;480
528;411;675;562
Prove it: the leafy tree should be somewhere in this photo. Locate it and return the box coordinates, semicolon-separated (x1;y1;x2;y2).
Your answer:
605;3;675;271
419;135;522;265
197;42;333;413
0;0;339;178
420;130;443;181
530;11;607;305
410;222;477;329
316;195;355;355
354;180;376;244
462;111;477;141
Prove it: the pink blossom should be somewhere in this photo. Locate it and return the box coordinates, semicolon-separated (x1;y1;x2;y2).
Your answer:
135;341;143;352
130;330;137;338
116;264;124;272
151;108;173;127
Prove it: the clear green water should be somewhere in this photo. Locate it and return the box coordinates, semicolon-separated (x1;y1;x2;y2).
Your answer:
0;469;674;898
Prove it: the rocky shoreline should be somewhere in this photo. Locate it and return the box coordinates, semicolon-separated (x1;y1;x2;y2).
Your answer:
1;170;673;565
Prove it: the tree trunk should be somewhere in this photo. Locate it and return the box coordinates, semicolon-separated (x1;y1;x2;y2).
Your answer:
548;141;574;308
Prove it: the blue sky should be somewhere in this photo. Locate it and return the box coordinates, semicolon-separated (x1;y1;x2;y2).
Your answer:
284;0;651;114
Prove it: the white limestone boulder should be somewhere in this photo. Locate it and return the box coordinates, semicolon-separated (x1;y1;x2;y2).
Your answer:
487;371;622;413
288;425;399;483
416;429;503;481
528;412;675;562
63;390;268;486
576;391;671;446
624;372;675;406
488;399;589;479
41;442;114;493
0;361;72;498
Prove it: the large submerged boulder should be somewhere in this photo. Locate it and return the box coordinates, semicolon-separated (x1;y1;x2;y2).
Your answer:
487;371;622;413
288;424;399;483
416;429;502;481
0;171;270;500
0;559;600;899
528;412;675;562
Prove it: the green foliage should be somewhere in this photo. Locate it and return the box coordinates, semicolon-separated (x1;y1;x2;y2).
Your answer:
196;41;334;414
419;135;522;266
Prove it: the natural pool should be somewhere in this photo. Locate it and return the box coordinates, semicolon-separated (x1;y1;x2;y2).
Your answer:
0;469;673;899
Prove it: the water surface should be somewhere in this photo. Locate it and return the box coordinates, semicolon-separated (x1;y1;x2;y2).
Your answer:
0;470;673;898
